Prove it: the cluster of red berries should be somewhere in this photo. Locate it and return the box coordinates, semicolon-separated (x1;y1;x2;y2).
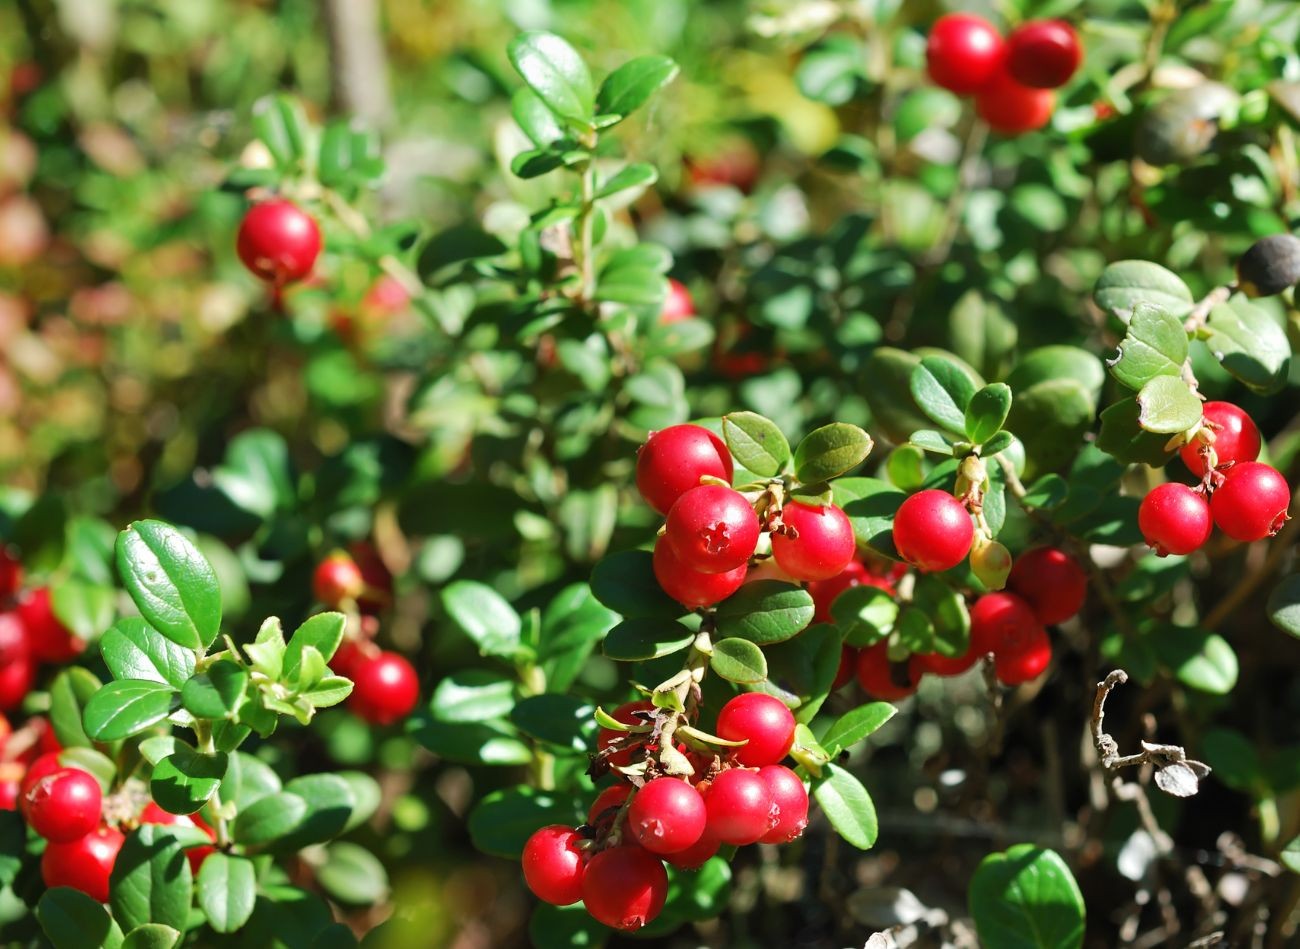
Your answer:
0;548;87;711
925;14;1081;134
311;547;419;725
637;425;857;608
522;692;806;931
1139;402;1291;556
236;198;321;286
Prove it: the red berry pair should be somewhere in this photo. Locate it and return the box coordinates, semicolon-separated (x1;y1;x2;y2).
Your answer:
523;829;668;931
237;199;322;285
19;762;124;902
0;582;85;712
969;592;1052;685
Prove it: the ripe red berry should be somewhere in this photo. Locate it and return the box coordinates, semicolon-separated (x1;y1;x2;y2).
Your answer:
1180;402;1261;477
808;561;896;624
1005;20;1082;89
652;536;747;609
18;587;85;663
140;802;217;872
715;692;796;767
521;825;587;906
0;612;33;711
597;700;656;770
581;846;668;930
975;71;1055;134
925;14;1005;96
18;751;62;818
994;625;1052;685
892;490;974;572
771;502;857;582
914;645;981;678
970;592;1043;657
348;651;419;725
757;765;809;844
24;767;102;842
628;777;707;855
665;485;760;574
832;645;858;690
1006;547;1087;625
236;199;322;284
1211;462;1291;542
312;552;365;607
587;784;632;825
704;768;777;845
1139;483;1212;556
0;546;21;598
41;824;124;903
636;425;735;516
855;642;924;700
663;829;721;870
662;279;695;324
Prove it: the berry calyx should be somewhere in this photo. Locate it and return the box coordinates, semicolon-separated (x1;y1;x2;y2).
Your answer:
627;777;707;855
1180;402;1261;477
771;502;857;582
714;692;796;767
348;651;419;725
664;485;760;574
662;279;695;324
140;802;217;872
969;592;1043;657
652;537;747;609
1210;462;1291;542
703;768;777;845
1007;547;1087;625
892;490;974;572
236;199;322;284
976;71;1055;134
757;765;809;844
855;642;923;700
312;552;366;607
24;767;102;842
994;625;1052;685
521;824;587;906
18;587;85;663
1138;483;1212;556
596;700;656;770
925;14;1005;96
636;425;734;516
580;846;668;931
1005;20;1082;89
41;824;124;903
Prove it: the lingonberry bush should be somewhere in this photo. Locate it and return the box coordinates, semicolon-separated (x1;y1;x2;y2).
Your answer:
4;0;1300;946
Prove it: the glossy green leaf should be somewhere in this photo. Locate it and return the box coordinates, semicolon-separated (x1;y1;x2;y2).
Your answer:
1094;259;1194;322
1148;625;1238;694
1107;304;1189;390
1097;398;1176;466
714;581;814;645
83;679;179;741
830;585;898;647
181;661;247;720
49;666;102;749
234;791;308;845
793;423;873;484
100;619;196;690
442;581;525;659
1268;575;1300;639
411;718;532;766
286;612;345;676
430;671;517;723
109;825;193;934
969;844;1085;949
508;31;594;123
120;925;179;949
37;887;123;949
835;477;906;556
964;383;1012;444
603;618;695;660
820;702;897;755
709;638;768;684
1136;375;1202;434
468;787;584;859
150;747;227;815
812;763;878;849
318;842;390;906
115;520;222;652
721;412;789;477
591;550;686;619
594;162;658;199
197;853;257;934
596;55;679;118
509;694;597;752
1204;294;1292;394
910;356;976;433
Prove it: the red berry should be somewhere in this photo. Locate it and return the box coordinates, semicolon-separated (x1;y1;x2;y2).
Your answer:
771;502;857;582
1180;402;1262;477
665;485;760;574
348;651;419;725
522;825;587;906
587;784;632;825
975;71;1055;134
757;765;809;844
0;547;21;598
236;199;322;284
926;14;1005;96
715;693;796;767
663;829;721;870
25;767;102;842
653;537;747;609
636;425;735;516
140;802;217;872
597;700;656;770
662;279;695;324
1005;20;1082;89
994;626;1052;685
832;645;858;690
808;562;896;624
18;751;62;818
0;764;20;810
703;768;777;846
969;592;1042;657
18;587;85;663
1211;462;1291;542
0;612;33;711
1138;483;1212;556
628;777;707;855
41;824;124;903
581;847;668;931
312;552;365;607
349;542;394;614
855;642;923;701
1006;547;1087;625
892;490;974;572
914;645;980;678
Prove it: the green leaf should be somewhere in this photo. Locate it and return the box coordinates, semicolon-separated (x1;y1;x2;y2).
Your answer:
1268;575;1300;639
1022;474;1068;510
1136;375;1202;434
509;695;597;752
286;612;345;677
430;671;517;723
60;746;117;790
100;619;196;690
1281;836;1300;875
441;581;525;659
1204;294;1292;394
38;887;124;949
508;31;595;123
595;55;679;119
280;773;357;847
750;624;841;723
965;384;1012;444
594;162;658;199
468;787;583;859
793;423;874;484
115;520;222;652
211;429;294;521
796;35;866;105
317;842;390;906
835;477;907;556
1202;728;1263;793
244;617;286;680
1107;304;1189;390
820;702;897;755
150;747;228;815
603;618;695;660
830;585;898;647
222;751;282;811
812;763;878;849
713;581;814;645
590;550;686;619
120;924;180;949
83;679;179;741
1007;380;1097;476
181;661;247;720
910;356;977;433
251;95;313;171
969;844;1085;949
721;412;790;478
110;825;193;934
234;791;308;845
49;579;114;646
411;718;532;766
1148;625;1238;694
1097;399;1177;467
710;638;769;684
1094;260;1194;322
512;88;567;147
48;667;102;749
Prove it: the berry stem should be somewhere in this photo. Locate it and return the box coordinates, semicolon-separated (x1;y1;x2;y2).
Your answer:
194;721;232;850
